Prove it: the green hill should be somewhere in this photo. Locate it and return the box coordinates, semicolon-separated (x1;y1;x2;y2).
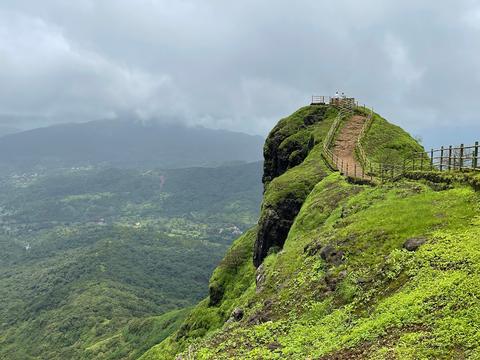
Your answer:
140;104;480;359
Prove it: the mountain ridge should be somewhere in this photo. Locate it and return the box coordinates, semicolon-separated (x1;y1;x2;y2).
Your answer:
0;119;264;171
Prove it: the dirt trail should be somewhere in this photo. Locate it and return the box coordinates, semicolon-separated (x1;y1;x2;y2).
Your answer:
333;115;367;177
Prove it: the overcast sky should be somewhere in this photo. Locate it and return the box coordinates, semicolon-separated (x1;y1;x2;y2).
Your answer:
0;0;479;147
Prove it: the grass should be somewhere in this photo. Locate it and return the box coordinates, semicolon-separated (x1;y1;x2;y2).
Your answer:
360;111;424;166
181;178;479;359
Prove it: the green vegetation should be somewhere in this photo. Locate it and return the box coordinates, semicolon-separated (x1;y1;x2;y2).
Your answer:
85;308;190;360
0;162;262;359
3;103;477;359
139;229;257;360
140;105;480;359
360;111;424;165
404;169;480;191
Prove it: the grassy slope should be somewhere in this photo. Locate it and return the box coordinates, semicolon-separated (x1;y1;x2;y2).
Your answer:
360;110;424;165
141;106;480;359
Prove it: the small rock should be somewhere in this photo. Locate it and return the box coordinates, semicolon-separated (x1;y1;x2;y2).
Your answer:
230;307;244;321
268;341;282;351
324;270;347;292
247;311;271;325
356;277;368;285
320;245;344;266
403;237;426;251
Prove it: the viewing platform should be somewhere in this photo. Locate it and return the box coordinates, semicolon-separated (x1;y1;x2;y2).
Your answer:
311;95;357;107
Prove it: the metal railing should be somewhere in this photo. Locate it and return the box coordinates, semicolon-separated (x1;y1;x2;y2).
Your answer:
311;95;361;107
311;95;328;105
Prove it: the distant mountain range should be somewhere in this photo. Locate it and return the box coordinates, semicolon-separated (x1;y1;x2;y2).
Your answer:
0;126;21;138
0;119;264;171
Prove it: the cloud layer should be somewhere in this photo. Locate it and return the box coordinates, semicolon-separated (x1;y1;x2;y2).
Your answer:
0;1;479;147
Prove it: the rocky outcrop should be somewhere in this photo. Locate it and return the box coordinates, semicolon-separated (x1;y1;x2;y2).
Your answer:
262;106;326;185
253;106;328;267
230;308;244;321
253;195;306;267
320;245;344;266
253;106;329;268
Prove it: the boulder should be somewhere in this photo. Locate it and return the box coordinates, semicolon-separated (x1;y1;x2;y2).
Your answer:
230;308;244;321
403;237;426;251
268;341;283;351
320;245;344;266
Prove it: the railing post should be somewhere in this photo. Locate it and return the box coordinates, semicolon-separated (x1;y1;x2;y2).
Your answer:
459;144;464;170
346;163;349;177
430;149;434;170
354;164;357;178
440;146;444;171
474;141;479;169
448;146;453;171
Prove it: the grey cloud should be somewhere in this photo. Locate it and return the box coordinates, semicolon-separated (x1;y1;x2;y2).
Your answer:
0;0;479;147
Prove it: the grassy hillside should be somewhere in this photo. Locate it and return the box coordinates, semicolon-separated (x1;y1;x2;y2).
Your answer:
140;105;480;359
0;163;262;359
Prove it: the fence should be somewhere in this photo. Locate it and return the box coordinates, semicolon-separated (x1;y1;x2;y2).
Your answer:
311;96;328;105
405;142;479;172
311;95;362;107
322;98;356;172
317;95;479;182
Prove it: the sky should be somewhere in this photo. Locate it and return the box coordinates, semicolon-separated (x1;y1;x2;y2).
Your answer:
0;0;479;148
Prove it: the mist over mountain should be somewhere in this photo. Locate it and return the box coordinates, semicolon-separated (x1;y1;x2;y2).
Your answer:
0;119;264;172
0;126;21;138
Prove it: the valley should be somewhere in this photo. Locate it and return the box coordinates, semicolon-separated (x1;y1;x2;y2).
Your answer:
0;163;262;359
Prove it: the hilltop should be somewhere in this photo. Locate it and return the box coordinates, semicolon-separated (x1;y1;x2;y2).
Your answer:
139;103;480;359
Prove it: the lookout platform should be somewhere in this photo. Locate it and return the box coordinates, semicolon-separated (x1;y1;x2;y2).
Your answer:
311;95;357;107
